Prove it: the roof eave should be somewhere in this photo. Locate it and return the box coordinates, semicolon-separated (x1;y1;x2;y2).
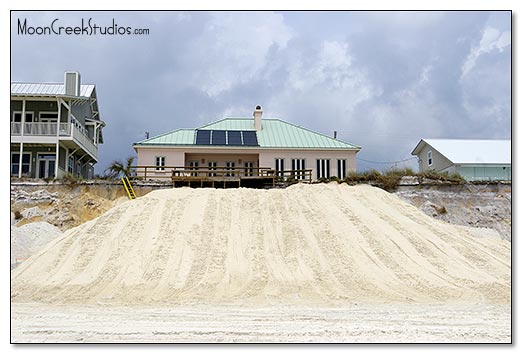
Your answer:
411;139;427;156
11;93;90;100
133;144;361;150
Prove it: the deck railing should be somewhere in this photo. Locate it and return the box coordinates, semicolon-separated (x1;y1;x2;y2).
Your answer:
11;121;97;158
130;166;313;184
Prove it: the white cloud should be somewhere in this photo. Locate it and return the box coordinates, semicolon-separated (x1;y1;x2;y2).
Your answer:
184;11;293;97
461;26;511;78
285;40;376;109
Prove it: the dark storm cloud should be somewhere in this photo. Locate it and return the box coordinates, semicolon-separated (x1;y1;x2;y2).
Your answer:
11;11;511;172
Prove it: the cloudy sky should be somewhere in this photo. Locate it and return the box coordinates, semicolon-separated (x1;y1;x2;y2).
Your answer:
10;10;511;173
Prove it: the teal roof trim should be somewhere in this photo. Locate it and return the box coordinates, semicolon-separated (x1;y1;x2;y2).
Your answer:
134;118;360;150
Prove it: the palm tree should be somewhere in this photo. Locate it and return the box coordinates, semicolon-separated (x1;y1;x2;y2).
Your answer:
105;156;135;179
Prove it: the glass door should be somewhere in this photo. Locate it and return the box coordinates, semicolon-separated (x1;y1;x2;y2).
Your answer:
37;154;56;178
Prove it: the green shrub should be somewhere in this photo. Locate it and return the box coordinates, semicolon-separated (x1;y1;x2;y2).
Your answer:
378;174;402;192
418;170;465;184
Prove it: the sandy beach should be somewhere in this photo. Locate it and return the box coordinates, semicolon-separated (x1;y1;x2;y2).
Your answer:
11;184;511;342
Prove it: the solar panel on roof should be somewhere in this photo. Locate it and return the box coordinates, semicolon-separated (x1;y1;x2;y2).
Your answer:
211;130;227;145
242;131;259;146
227;131;242;146
195;130;211;145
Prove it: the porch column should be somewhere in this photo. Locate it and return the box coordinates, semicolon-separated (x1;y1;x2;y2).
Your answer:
18;99;26;178
55;98;61;178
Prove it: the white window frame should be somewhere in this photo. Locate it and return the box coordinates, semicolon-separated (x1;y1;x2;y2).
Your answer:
39;111;59;122
316;159;330;179
226;161;236;177
275;158;285;177
208;161;217;177
291;158;306;180
12;111;34;123
189;160;199;176
244;161;254;176
155;156;166;171
11;152;32;176
68;155;74;174
36;153;56;179
427;150;433;166
337;159;347;179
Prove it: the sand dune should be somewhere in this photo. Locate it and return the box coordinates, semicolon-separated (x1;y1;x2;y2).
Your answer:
11;183;510;305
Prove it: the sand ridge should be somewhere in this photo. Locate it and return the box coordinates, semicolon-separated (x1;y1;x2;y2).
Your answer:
11;183;511;305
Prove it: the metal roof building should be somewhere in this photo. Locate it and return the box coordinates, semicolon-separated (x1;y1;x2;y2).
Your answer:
411;138;511;181
133;106;361;181
11;82;96;99
10;72;105;180
135;118;360;150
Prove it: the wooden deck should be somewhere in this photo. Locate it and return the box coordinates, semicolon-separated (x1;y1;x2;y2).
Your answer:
131;166;312;188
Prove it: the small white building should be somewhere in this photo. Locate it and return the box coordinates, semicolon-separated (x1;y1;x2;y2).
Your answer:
411;139;511;181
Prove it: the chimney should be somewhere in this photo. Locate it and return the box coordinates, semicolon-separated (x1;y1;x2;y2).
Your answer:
334;131;337;139
64;71;81;96
253;105;263;131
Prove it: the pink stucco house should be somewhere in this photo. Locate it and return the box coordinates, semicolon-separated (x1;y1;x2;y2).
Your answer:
133;106;360;181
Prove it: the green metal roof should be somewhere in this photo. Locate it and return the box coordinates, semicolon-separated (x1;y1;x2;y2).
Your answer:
199;118;256;131
134;118;360;150
134;128;195;145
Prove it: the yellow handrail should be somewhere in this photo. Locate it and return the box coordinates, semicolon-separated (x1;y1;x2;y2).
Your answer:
121;176;137;200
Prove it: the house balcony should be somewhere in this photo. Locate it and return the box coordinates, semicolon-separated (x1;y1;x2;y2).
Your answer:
11;122;98;160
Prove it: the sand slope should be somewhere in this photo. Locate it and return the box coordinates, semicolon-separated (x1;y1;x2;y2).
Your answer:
11;222;63;268
11;183;510;305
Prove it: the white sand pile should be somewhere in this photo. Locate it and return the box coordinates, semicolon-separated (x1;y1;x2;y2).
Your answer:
11;222;63;268
11;184;510;305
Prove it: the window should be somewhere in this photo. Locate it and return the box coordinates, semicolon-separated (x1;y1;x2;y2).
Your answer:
37;154;56;179
12;111;34;123
39;112;59;122
76;162;82;176
291;158;306;180
208;161;217;177
155;156;166;171
316;159;330;179
427;150;433;166
11;153;31;176
226;161;236;177
189;160;199;176
244;161;254;176
337;159;346;179
275;158;284;177
68;156;74;173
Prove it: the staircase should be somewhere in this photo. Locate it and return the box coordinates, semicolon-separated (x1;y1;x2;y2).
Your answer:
121;176;137;200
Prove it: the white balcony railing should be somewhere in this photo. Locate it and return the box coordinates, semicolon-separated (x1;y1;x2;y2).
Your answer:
11;122;97;158
71;123;98;158
11;122;72;136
